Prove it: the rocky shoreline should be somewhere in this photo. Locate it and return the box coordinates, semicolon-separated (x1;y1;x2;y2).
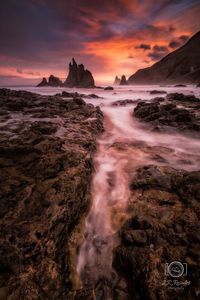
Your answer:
0;88;199;300
0;88;103;299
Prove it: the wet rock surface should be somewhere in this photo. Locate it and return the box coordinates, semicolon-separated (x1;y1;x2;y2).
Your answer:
113;165;200;300
134;93;200;133
0;88;104;299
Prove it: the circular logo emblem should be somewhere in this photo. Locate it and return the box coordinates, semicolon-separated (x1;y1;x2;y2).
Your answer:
168;261;184;278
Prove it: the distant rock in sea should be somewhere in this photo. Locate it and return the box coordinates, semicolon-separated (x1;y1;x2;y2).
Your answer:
128;30;200;84
37;58;95;88
114;76;120;85
37;75;63;87
37;77;48;87
120;75;128;85
64;58;95;88
104;86;114;90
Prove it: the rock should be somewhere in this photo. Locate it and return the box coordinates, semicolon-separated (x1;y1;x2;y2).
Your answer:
149;90;167;95
114;76;120;85
37;77;48;87
64;58;95;88
48;75;63;87
120;75;128;85
104;86;114;90
0;88;104;299
37;75;63;87
111;99;135;106
134;97;200;132
175;84;187;87
197;83;200;87
128;31;200;84
166;93;200;103
122;230;147;246
113;164;200;300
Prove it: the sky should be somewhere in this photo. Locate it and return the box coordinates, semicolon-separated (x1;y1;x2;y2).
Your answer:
0;0;200;85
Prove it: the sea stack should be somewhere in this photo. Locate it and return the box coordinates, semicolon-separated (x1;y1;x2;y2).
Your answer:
37;75;63;87
37;77;48;87
64;58;95;88
114;76;120;85
120;75;128;85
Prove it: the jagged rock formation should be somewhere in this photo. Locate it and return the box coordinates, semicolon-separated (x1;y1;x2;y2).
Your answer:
37;77;48;87
0;88;103;299
114;76;120;85
37;75;63;87
64;58;95;88
128;31;200;84
120;75;128;85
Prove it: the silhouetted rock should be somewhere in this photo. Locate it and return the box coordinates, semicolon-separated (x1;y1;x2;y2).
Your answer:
175;84;187;87
37;75;63;87
114;76;120;85
128;31;200;84
37;77;48;87
64;58;95;88
197;83;200;87
104;86;114;90
48;75;63;87
120;75;128;85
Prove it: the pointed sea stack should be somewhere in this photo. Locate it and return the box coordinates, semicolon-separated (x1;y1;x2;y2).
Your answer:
37;77;48;87
114;76;120;85
64;58;95;88
120;75;128;85
48;75;63;87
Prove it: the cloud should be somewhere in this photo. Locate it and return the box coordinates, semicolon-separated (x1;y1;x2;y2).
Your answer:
0;0;199;84
16;68;41;76
135;44;151;51
168;34;190;49
148;44;169;61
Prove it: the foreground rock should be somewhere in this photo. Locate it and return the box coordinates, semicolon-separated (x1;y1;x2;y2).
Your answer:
0;88;103;299
113;165;200;300
64;58;95;88
134;93;200;133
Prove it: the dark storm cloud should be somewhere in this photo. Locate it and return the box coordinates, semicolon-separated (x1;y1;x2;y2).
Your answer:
135;44;151;51
168;40;181;49
168;34;190;49
148;44;169;61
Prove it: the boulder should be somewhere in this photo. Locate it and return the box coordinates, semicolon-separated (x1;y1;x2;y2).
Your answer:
104;86;114;90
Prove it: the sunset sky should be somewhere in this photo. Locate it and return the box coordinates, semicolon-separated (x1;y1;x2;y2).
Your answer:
0;0;200;85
